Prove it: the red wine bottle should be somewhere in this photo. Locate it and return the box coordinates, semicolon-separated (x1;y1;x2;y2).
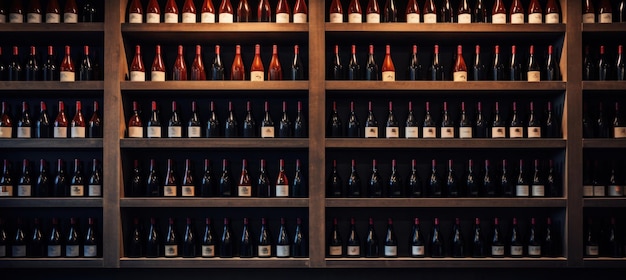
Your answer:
8;46;22;81
167;101;182;138
410;218;425;257
257;218;272;257
385;101;398;138
53;101;68;138
440;101;455;138
69;158;84;197
200;159;216;197
387;159;402;197
429;159;442;197
407;45;423;80
9;0;24;23
70;100;85;138
25;46;39;81
163;0;179;23
543;45;559;81
509;101;523;138
182;218;196;257
599;0;613;23
451;218;465;257
0;160;13;196
368;159;383;197
250;44;265;81
293;0;307;23
474;102;487;138
531;159;544;197
182;0;196;23
347;159;362;197
348;45;361;80
328;217;343;257
41;46;57;81
347;217;361;257
527;217;541;257
365;217;379;257
347;101;360;137
457;0;471;23
382;0;396;23
527;45;541;82
164;218;179;257
146;159;160;196
383;218;397;257
83;217;97;257
365;101;379;138
224;101;238;137
466;159;478;196
491;217;505;257
237;217;253;257
291;45;304;80
86;159;101;197
348;0;363;23
276;218;290;257
544;0;559;23
381;45;395;81
29;217;44;257
516;159;529;197
17;159;32;197
429;44;444;80
0;102;12;138
240;101;256;137
128;101;143;138
438;0;452;23
261;101;275;138
509;45;523;81
268;45;283;81
291;159;306;197
163;158;178;197
423;0;436;23
491;101;506;138
128;0;143;23
229;45;244;78
492;0;506;24
275;0;290;23
278;101;291;138
509;0;524;24
406;0;420;23
181;159;195;197
65;217;80;257
78;45;93;81
430;218;444;257
190;45;206;81
275;159;289;197
187;101;201;138
482;159;496;196
405;101;418;138
293;101;306;137
63;0;78;23
423;101;436;138
172;45;187;81
205;101;220;137
45;0;60;23
471;217;485;257
59;45;75;82
201;218;216;257
257;0;271;22
145;0;160;23
446;159;459;197
509;217;523;257
365;45;379;81
46;218;61;257
88;101;102;138
329;0;344;23
146;217;160;257
613;102;626;138
471;45;486;81
617;45;625;81
237;159;252;197
255;159;270;197
459;102;472;138
35;159;50;197
330;45;344;80
151;45;166;81
219;159;234;197
527;101;541;138
598;45;611;81
147;101;161;138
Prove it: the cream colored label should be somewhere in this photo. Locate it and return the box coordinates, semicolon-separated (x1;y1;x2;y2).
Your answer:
441;127;455;138
423;13;436;23
202;245;215;257
129;13;143;23
276;245;290;257
0;127;12;138
27;13;42;23
528;13;542;23
608;185;623;196
238;185;252;197
491;246;505;256
219;13;233;23
164;13;178;23
131;71;145;81
511;245;523;256
64;13;78;23
528;245;541;256
0;185;13;196
527;71;540;82
423;127;436;138
251;71;264;81
0;14;6;23
614;127;626;138
47;245;61;257
347;245;360;256
165;245;178;256
84;245;97;257
46;13;60;23
516;185;529;196
128;127;143;138
510;13;524;24
405;127;418;138
201;12;215;23
457;13;471;23
164;185;177;196
583;13;595;23
276;184;289;197
168;126;182;138
386;127;399;138
182;12;196;23
60;71;75;82
71;127;86;138
276;13;290;23
384;245;397;256
406;13;420;23
382;71;395;81
70;185;84;196
583;185;594;197
492;13;506;24
88;185;101;196
411;245;425;256
258;245;271;257
453;71;467;81
586;245;599;256
182;185;195;196
66;245;79;257
365;127;378;138
366;13;380;23
151;70;166;81
147;13;160;23
593;185;605;196
261;126;275;138
348;13;362;23
600;13;612;23
528;127;541;138
460;127;472;138
54;127;68;138
293;13;307;23
545;13;559;23
147;126;161;138
491;127;505;138
329;245;342;256
17;126;32;138
10;13;24;23
509;127;523;138
188;126;201;138
532;185;545;196
18;185;31;196
329;13;343;23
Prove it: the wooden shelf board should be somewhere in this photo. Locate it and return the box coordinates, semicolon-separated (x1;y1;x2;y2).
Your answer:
122;23;309;33
0;23;105;32
120;198;309;208
0;258;103;268
0;198;103;208
326;198;566;208
325;23;566;33
0;81;104;91
325;81;566;91
325;139;566;149
325;257;567;268
120;138;309;148
121;81;309;91
583;258;626;267
582;139;626;148
582;23;626;32
119;257;310;268
0;139;103;149
582;81;626;91
583;198;626;208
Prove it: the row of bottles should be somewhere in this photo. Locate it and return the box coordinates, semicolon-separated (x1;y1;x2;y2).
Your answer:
0;0;98;23
327;158;561;198
126;216;307;258
327;216;560;258
327;0;561;24
128;158;306;198
582;101;626;139
327;100;560;139
129;44;304;81
584;216;626;258
583;160;626;197
0;158;102;197
582;44;626;81
0;100;102;138
127;100;305;138
582;0;626;23
0;45;101;81
128;0;308;23
329;44;560;82
0;216;99;258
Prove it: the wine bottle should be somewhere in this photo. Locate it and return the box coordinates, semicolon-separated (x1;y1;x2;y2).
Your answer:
182;218;195;257
466;159;478;197
128;159;143;197
172;45;187;81
219;159;234;197
46;218;61;257
146;159;160;196
365;217;379;257
452;218;465;257
0;160;13;196
200;159;216;197
607;217;621;257
219;0;234;23
490;46;504;78
224;101;238;137
346;159;361;197
540;0;557;23
167;101;182;138
384;101;399;138
527;217;542;257
471;217;485;257
239;217;253;257
206;101;220;137
236;159;252;197
163;0;179;23
163;158;178;197
151;45;166;81
423;101;436;138
509;101;523;138
201;218;216;257
6;46;21;81
42;46;58;81
87;101;102;138
164;217;179;257
483;159;496;196
408;218;425;257
621;0;626;22
53;101;68;138
63;0;78;23
475;102;487;138
0;219;6;257
613;102;626;138
583;0;596;23
545;101;558;138
381;45;395;81
191;45;206;81
388;159;402;197
181;159;195;197
45;0;60;23
491;102;505;138
617;45;625;81
530;159;545;197
146;0;160;23
83;217;97;257
382;0;397;22
257;218;272;257
382;218;397;258
405;0;420;23
237;0;251;22
330;45;344;80
489;217;505;257
275;159;289;197
268;45;283;81
144;101;163;136
69;158;84;197
407;45;423;80
128;0;143;23
365;0;380;23
293;101;306;137
275;0;290;23
429;159;442;197
329;0;344;22
527;0;542;23
595;102;608;138
35;159;50;197
70;100;85;138
186;101;202;138
510;45;523;81
65;217;80;257
446;159;459;197
438;0;452;23
329;217;343;257
348;0;363;23
457;0;471;23
599;0;613;23
509;0;524;24
509;217;523;257
257;159;271;197
592;160;606;197
607;160;622;196
584;217;599;257
543;45;559;81
527;45;541;82
242;101;256;137
346;217;360;257
368;159;383;197
346;101;360;137
403;101;419;138
29;217;44;257
348;45;361;80
293;0;307;23
441;102;455;138
25;46;39;81
17;159;32;197
583;103;594;138
127;218;143;257
516;159;529;197
365;45;379;81
527;101;541;138
78;45;94;81
261;101;275;138
128;101;143;138
250;44;264;81
471;45;486;81
291;159;306;197
546;159;560;197
473;0;487;22
146;217;160;257
542;217;556;257
599;45;611;81
458;102;472;138
276;218;290;257
291;45;304;80
181;0;196;23
198;0;215;22
423;0;436;23
430;217;444;257
0;102;12;138
492;0;506;24
59;46;75;82
429;44;444;80
365;101;379;138
327;160;343;197
257;0;271;22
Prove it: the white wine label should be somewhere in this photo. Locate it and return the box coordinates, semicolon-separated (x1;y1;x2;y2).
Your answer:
600;13;612;23
201;12;216;23
527;71;540;82
276;245;290;257
48;245;61;257
365;127;379;138
329;245;342;256
251;71;264;81
528;13;542;24
384;245;397;257
423;127;436;138
545;13;559;23
70;185;84;196
347;245;360;256
0;127;12;138
531;185;545;197
509;127;523;138
585;245;599;256
457;13;471;23
129;13;143;23
168;126;182;138
147;126;161;138
382;71;395;81
164;13;178;23
12;245;26;257
182;185;195;196
60;71;75;82
147;13;160;23
84;245;97;257
330;13;343;23
46;13;60;23
528;245;541;256
0;14;6;23
202;245;215;257
18;185;31;197
386;127;399;138
492;13;506;24
130;71;146;81
276;13;290;23
453;71;467;82
163;185;177;196
583;185;594;197
440;127;455;138
165;245;178;257
151;70;166;81
528;127;541;138
613;127;626;138
411;245;425;256
258;245;272;257
238;185;252;197
54;127;68;138
0;185;13;196
406;13;420;23
423;13;436;23
17;127;31;138
491;245;505;256
71;127;86;138
491;127;505;138
66;245;80;257
608;185;623;196
219;13;233;23
276;184;289;197
182;12;196;23
348;13;362;23
405;127;419;138
27;13;42;23
510;245;523;256
510;13;524;24
10;13;24;23
0;245;5;257
88;185;102;197
459;127;472;139
582;13;595;23
128;127;144;138
64;13;78;23
188;126;201;138
293;13;307;23
516;185;529;196
366;13;380;23
261;126;275;138
593;185;606;196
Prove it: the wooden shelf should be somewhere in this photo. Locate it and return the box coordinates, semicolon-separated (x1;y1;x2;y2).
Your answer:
0;139;103;149
326;198;566;208
0;81;104;91
120;138;308;148
0;198;103;208
120;198;309;208
582;23;626;32
582;81;626;91
583;198;626;208
0;23;105;32
119;257;310;268
325;81;566;91
325;139;566;149
583;139;626;148
583;258;626;267
325;23;566;33
0;258;103;268
120;81;309;91
325;257;568;268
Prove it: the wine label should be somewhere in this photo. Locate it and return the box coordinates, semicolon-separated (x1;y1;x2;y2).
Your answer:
151;70;166;81
128;127;144;138
411;245;425;256
0;245;5;257
88;185;102;197
60;71;75;82
510;245;523;256
18;185;31;197
238;185;252;197
293;13;307;23
182;185;195;196
348;13;362;23
261;126;275;138
9;13;24;23
164;13;178;23
531;185;545;197
129;13;143;23
458;13;471;23
528;13;542;24
70;185;84;196
600;13;612;23
492;13;506;24
250;71;264;81
13;245;26;257
491;245;505;256
509;127;523;138
459;127;472;139
0;14;6;23
71;127;86;138
48;245;61;257
202;245;215;257
188;126;201;138
84;245;97;257
54;127;68;138
582;13;595;23
406;13;420;23
453;71;467;82
130;71;146;81
386;127;399;138
147;126;162;138
528;127;541;138
201;12;216;23
182;12;196;23
163;185;177;196
329;13;343;23
382;71;395;81
347;245;360;256
219;13;233;23
366;13;380;23
583;185;594;197
168;126;182;138
545;13;559;24
384;245;397;257
27;13;42;23
608;185;623;196
0;127;12;138
46;13;61;23
66;245;79;257
147;13;160;23
258;245;272;257
528;245;541;256
276;184;289;197
527;71;541;82
365;126;378;138
64;13;78;23
276;13;290;23
276;245;290;257
423;13;436;23
329;245;342;256
510;13;524;24
613;127;626;138
593;185;606;197
405;127;419;138
440;127;455;138
423;127;436;138
164;245;178;257
516;185;529;196
0;185;13;196
17;127;31;138
491;127;505;138
585;245;599;256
